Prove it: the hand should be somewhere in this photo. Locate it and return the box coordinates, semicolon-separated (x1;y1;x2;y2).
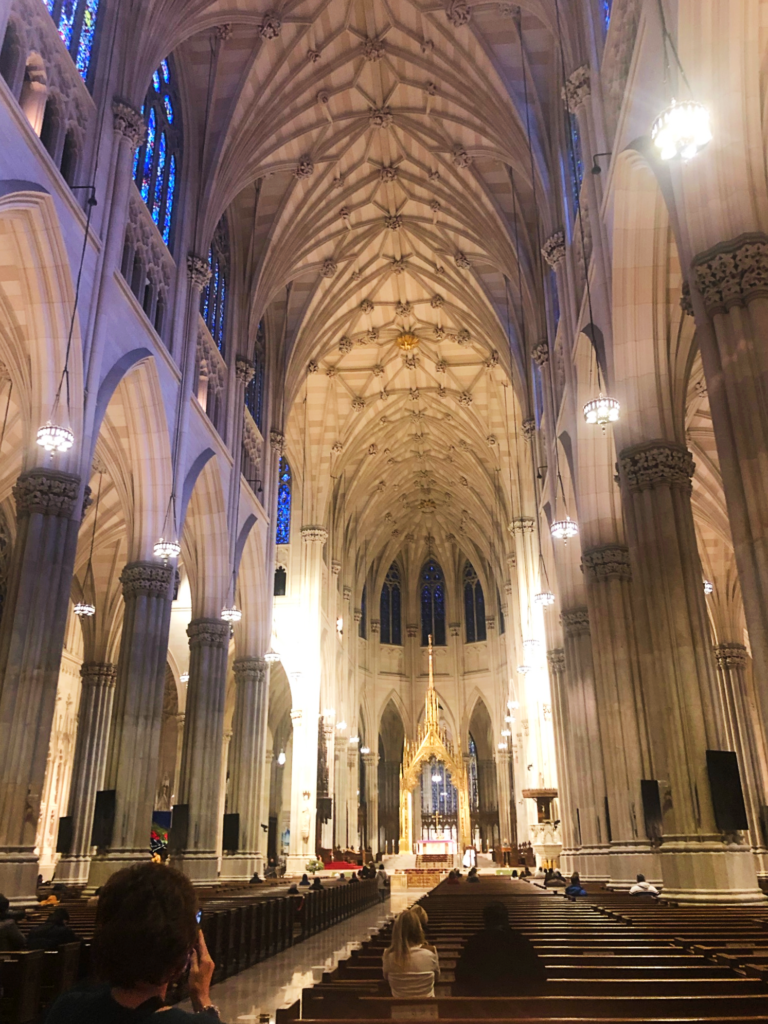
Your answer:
189;929;215;1011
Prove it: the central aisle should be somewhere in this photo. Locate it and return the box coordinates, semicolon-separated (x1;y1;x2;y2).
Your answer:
183;892;425;1021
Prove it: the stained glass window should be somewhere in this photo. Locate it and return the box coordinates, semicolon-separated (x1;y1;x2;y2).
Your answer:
497;588;506;635
468;736;479;812
421;560;446;647
246;321;266;429
275;458;291;545
359;584;367;639
603;0;612;31
44;0;100;83
464;562;486;644
134;57;181;252
201;217;230;357
380;562;402;645
568;111;584;215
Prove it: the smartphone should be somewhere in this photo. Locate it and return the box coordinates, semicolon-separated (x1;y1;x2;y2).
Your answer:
196;910;202;924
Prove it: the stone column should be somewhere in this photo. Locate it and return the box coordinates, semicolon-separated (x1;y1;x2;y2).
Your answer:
173;618;230;884
257;747;272;865
617;441;762;902
347;746;359;851
581;544;658;887
692;238;768;752
714;643;768;875
88;561;174;889
0;468;82;899
560;609;610;880
546;648;577;864
363;751;378;856
496;750;513;852
56;663;117;884
221;657;269;881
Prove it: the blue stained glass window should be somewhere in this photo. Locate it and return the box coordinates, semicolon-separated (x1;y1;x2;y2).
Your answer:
421;560;446;647
568;111;584;215
276;457;292;545
380;563;402;645
246;321;266;428
201;218;229;357
44;0;101;82
463;562;486;643
134;58;181;252
603;0;612;30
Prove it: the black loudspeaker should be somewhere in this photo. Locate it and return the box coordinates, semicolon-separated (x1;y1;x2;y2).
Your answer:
707;750;749;831
317;797;333;823
91;790;116;848
641;780;663;840
222;813;239;853
169;804;189;854
759;805;768;846
56;816;73;855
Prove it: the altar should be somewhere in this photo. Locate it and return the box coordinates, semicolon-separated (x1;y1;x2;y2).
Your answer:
416;839;457;858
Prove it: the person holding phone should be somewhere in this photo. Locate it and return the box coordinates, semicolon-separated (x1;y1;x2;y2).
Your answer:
46;863;224;1021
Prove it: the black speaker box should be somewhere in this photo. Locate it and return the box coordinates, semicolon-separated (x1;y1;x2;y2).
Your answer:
706;750;749;831
640;780;663;840
91;790;116;848
169;804;189;854
56;816;73;855
222;813;239;853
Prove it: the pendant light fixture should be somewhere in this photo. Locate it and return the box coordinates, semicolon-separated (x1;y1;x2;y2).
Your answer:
583;392;620;430
651;0;712;162
550;515;578;542
264;645;280;663
74;466;103;618
38;189;97;456
221;567;242;622
534;590;555;607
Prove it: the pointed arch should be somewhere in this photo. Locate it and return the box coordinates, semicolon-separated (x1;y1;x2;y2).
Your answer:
420;559;446;647
463;560;486;643
379;561;402;646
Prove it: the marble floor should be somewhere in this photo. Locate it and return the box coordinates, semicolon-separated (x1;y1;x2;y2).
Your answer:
183;892;427;1022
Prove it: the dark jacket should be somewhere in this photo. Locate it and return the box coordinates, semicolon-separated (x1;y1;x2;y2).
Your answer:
564;883;587;897
46;986;202;1022
453;926;547;996
27;922;78;951
0;916;25;951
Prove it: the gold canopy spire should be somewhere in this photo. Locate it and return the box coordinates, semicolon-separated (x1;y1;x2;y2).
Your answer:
425;634;440;733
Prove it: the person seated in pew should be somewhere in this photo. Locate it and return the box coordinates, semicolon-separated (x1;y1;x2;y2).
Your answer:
564;872;587;897
410;905;436;953
310;876;324;891
382;909;440;998
349;872;359;883
453;901;547;997
446;869;460;886
629;873;659;896
545;870;566;888
46;863;226;1022
466;866;480;883
249;872;263;884
299;873;311;887
26;906;79;950
0;894;25;951
287;884;300;894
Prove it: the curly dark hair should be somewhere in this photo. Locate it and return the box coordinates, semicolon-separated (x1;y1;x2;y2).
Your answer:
93;863;198;988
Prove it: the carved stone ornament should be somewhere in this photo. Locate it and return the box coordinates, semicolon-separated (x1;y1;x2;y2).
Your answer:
301;526;328;544
509;516;534;534
562;64;591;113
457;391;472;407
396;301;412;316
367;327;379;342
307;49;321;63
692;232;768;316
269;430;285;453
339;336;353;353
371;618;381;634
352;395;366;412
236;358;255;385
618;441;695;494
547;649;565;675
321;259;338;278
457;328;471;346
294;157;314;179
331;560;342;576
369;106;393;129
234;657;268;686
380;166;398;182
188;617;230;649
385;215;403;230
680;281;694;317
307;360;319;374
360;299;374;314
187;253;212;292
112;101;146;148
80;662;117;684
217;23;233;40
332;440;344;454
259;14;281;38
532;340;549;366
14;468;80;519
455;252;471;269
363;36;385;61
714;642;748;670
368;444;378;456
343;585;352;601
452;145;472;168
391;258;407;274
326;365;337;378
446;0;472;26
561;607;590;637
522;418;536;441
581;544;632;583
541;231;566;269
406;622;419;638
317;90;330;106
120;561;173;599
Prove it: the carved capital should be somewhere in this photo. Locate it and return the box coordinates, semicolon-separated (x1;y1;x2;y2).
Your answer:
290;708;302;725
217;23;233;40
301;526;328;544
187;617;230;649
406;622;418;639
449;622;461;638
445;0;471;26
343;585;352;602
562;64;591;112
14;469;80;519
714;642;748;671
187;253;211;292
234;656;268;686
618;441;695;494
547;648;566;674
80;662;117;685
120;561;173;599
363;752;377;768
485;616;496;631
371;618;381;634
541;231;566;268
509;516;535;534
532;340;549;367
522;418;536;442
331;560;341;576
112;101;146;148
269;430;285;454
692;233;768;317
581;544;632;583
236;358;255;385
561;607;590;638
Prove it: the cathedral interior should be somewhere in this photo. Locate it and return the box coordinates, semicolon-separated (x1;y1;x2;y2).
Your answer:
2;0;768;910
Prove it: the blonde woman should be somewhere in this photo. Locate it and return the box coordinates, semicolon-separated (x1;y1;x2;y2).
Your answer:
382;909;440;998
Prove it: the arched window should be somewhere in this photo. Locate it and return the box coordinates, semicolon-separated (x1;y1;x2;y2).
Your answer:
497;588;506;635
201;217;229;357
359;584;367;639
603;0;613;31
421;560;446;647
275;458;291;545
45;0;100;83
246;321;266;429
463;561;486;643
380;563;402;646
468;735;479;813
133;58;180;250
567;111;583;215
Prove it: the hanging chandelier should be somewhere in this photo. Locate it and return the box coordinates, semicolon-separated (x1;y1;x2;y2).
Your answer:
431;772;441;783
534;590;555;607
704;580;714;596
497;742;508;751
74;467;103;619
583;393;620;430
154;537;180;561
523;638;541;655
37;422;75;454
277;750;286;766
551;516;578;541
180;672;189;683
74;600;95;617
360;745;371;755
517;663;532;675
507;699;519;710
264;646;280;663
652;99;712;162
349;735;360;745
221;604;242;623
